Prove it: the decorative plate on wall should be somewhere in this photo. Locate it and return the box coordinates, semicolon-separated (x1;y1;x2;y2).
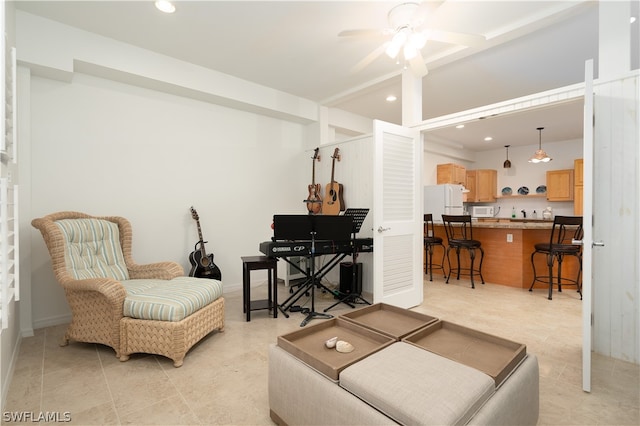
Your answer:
517;186;529;195
501;187;512;196
536;185;547;194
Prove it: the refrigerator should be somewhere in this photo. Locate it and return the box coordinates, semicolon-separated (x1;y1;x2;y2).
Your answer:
424;184;465;223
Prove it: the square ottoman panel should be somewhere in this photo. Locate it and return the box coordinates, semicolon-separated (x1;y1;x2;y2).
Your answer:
340;342;495;426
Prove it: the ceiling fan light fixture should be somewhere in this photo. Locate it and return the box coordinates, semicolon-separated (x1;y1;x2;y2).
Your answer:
528;127;552;163
403;43;418;60
385;31;406;58
154;0;175;13
409;31;427;49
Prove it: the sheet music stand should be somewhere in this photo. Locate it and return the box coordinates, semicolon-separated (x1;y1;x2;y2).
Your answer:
273;214;353;326
324;208;372;312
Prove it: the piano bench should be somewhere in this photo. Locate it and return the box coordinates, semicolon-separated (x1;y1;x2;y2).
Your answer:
241;256;278;322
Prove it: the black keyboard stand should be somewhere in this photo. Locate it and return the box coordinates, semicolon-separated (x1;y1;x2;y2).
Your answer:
278;249;349;319
298;231;333;326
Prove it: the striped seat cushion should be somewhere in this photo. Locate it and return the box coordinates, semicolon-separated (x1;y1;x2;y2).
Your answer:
122;277;223;322
56;218;129;281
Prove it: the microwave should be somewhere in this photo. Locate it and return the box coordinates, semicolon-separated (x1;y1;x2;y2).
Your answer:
472;206;495;218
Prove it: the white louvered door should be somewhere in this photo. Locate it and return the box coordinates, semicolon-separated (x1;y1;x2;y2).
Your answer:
372;120;422;308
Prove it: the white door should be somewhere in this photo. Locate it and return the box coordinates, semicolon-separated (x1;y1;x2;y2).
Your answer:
581;59;594;392
372;120;423;308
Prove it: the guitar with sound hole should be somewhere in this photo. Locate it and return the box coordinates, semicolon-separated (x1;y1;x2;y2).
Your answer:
305;147;322;214
188;207;222;280
322;147;345;215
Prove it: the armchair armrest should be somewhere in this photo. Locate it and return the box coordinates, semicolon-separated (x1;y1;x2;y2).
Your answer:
60;277;127;316
128;261;184;280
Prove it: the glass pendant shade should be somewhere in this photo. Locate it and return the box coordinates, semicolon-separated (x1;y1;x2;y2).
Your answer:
529;127;552;163
503;145;511;168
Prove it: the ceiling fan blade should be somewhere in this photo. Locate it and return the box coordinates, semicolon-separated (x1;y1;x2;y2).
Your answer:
426;29;486;47
351;44;388;74
409;51;429;78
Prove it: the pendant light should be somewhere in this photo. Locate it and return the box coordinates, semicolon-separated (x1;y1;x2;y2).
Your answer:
528;127;552;163
503;145;511;168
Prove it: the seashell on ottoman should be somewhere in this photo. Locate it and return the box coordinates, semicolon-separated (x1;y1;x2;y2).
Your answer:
336;340;354;353
325;336;338;349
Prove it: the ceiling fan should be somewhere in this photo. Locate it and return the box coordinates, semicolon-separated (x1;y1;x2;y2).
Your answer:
339;1;485;77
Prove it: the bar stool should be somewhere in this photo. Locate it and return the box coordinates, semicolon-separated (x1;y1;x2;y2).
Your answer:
241;256;278;321
442;214;484;289
424;214;446;281
529;216;583;300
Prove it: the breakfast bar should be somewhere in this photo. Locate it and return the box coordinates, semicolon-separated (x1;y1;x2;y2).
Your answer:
432;219;581;290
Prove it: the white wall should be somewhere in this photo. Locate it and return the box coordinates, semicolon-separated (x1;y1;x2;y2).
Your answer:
27;71;311;328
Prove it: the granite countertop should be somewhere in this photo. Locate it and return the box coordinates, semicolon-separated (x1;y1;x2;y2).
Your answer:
434;219;554;229
472;219;554;229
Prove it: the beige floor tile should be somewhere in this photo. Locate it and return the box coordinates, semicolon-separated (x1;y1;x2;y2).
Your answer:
3;275;639;425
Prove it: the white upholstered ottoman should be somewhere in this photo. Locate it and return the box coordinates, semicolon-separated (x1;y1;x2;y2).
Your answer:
268;342;539;425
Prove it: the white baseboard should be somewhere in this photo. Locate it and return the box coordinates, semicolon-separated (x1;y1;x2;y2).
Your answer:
32;313;72;330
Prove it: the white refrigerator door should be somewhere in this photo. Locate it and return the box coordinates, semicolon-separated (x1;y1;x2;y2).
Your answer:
444;206;465;215
444;184;464;208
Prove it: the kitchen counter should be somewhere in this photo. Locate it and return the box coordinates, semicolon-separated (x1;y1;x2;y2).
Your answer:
471;219;554;229
431;221;580;290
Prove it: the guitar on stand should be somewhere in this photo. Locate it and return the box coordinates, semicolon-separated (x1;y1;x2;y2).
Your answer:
322;147;345;215
188;207;222;280
305;147;322;214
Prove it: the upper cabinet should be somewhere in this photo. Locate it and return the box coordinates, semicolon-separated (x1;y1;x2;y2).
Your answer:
437;163;466;185
574;159;583;215
546;169;574;201
466;169;497;202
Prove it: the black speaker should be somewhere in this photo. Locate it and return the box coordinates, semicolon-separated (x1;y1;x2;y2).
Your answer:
340;262;362;295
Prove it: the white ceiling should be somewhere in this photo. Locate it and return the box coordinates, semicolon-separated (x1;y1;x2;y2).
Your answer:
14;1;639;151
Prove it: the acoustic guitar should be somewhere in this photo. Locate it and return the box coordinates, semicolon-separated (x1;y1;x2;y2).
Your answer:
305;147;322;214
322;147;345;215
188;207;222;280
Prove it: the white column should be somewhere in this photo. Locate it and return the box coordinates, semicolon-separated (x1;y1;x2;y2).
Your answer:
401;69;422;126
598;1;631;79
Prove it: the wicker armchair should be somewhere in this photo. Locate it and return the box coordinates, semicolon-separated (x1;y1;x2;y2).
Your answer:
32;211;225;367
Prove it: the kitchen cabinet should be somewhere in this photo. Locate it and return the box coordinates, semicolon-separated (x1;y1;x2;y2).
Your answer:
466;169;497;202
574;159;583;215
437;163;466;185
546;169;574;201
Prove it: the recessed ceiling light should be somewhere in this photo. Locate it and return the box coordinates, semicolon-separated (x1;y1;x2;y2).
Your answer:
386;95;397;102
484;136;493;142
455;124;465;129
155;1;176;13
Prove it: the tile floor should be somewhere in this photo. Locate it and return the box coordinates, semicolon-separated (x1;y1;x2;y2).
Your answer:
3;275;639;425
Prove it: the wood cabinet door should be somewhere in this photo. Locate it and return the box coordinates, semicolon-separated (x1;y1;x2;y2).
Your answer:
476;170;497;202
453;164;466;185
437;163;466;185
574;184;583;215
546;169;574;201
465;170;477;202
574;159;584;185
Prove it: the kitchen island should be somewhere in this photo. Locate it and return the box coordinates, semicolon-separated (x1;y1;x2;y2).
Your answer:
431;219;581;291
